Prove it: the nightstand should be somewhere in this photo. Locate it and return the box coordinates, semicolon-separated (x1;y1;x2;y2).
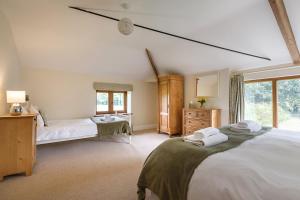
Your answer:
0;114;37;181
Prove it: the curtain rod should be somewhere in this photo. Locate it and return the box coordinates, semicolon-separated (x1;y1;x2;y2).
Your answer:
69;6;271;61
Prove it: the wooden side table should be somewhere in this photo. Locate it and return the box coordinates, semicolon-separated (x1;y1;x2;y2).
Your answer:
0;114;37;181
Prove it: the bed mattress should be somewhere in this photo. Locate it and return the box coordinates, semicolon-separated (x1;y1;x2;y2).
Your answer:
149;128;300;200
37;118;98;144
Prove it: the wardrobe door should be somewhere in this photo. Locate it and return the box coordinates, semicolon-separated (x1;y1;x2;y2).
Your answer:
159;80;169;133
168;78;184;134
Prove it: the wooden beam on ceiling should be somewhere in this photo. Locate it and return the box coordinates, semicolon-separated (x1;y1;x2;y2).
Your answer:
69;6;271;61
269;0;300;64
145;48;160;133
145;48;159;81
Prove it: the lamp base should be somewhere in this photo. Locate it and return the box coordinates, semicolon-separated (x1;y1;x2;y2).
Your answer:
9;103;23;116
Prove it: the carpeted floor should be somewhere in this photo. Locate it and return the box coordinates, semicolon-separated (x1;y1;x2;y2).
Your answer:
0;130;168;200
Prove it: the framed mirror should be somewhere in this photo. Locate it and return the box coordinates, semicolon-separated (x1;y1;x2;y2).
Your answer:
196;73;219;97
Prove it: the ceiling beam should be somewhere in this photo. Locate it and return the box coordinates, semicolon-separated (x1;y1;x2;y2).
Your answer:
145;48;159;81
269;0;300;64
145;48;160;133
69;6;271;61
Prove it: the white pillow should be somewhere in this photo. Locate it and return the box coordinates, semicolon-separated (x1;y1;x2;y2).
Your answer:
30;105;44;128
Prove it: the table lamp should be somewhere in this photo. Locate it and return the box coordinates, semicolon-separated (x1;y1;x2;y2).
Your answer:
6;91;26;116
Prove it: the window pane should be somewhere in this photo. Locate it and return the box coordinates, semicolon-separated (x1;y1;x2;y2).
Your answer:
97;92;109;112
113;93;124;111
277;79;300;131
245;81;273;126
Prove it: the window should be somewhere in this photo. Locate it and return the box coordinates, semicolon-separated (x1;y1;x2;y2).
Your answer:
96;91;127;114
113;92;125;111
277;79;300;130
245;81;273;126
97;92;109;112
244;76;300;131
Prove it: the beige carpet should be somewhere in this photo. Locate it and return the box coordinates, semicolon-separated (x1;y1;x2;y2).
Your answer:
0;130;168;200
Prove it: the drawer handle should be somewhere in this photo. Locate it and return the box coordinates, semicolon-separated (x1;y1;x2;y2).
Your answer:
19;158;23;161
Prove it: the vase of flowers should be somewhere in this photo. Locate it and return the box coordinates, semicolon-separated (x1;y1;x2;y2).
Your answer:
197;97;207;108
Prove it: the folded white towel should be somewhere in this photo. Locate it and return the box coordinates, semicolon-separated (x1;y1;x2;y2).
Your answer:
237;122;250;128
194;127;220;138
201;133;228;147
235;120;262;132
230;126;261;135
231;123;262;133
184;132;228;147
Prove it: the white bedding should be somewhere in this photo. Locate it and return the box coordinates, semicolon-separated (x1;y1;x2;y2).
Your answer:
37;118;98;144
150;129;300;200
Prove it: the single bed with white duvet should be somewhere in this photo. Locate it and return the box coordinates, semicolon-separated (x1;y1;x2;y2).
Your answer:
36;118;98;145
149;128;300;200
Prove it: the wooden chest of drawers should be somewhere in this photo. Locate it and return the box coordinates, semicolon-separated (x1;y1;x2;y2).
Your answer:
183;108;221;135
0;114;37;181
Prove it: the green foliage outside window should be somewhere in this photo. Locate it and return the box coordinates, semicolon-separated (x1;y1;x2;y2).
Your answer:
245;79;300;128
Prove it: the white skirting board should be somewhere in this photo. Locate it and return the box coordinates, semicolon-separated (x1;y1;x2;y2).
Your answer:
133;124;157;131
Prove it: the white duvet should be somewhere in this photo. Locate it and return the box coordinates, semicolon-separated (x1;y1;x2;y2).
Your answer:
151;129;300;200
37;118;98;144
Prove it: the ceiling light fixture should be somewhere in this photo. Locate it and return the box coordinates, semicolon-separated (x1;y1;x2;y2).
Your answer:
118;17;134;35
120;2;130;10
118;2;134;35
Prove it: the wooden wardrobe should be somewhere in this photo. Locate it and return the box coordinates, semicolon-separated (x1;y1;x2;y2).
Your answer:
158;75;184;135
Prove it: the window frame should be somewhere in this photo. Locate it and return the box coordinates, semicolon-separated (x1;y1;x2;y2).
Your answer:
245;75;300;128
96;90;127;115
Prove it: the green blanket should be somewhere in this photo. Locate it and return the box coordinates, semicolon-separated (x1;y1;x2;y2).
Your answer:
137;126;271;200
91;117;132;137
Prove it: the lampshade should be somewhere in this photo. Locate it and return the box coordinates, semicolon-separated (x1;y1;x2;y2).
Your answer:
6;91;26;103
118;18;134;35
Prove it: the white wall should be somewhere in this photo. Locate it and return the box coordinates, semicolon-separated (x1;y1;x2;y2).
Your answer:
185;68;230;126
0;10;21;114
21;67;157;130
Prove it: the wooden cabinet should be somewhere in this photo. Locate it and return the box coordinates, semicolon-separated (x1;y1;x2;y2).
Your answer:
158;75;184;135
183;108;221;135
0;114;37;181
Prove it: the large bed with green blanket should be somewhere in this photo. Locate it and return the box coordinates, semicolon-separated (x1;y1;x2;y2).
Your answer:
137;127;300;200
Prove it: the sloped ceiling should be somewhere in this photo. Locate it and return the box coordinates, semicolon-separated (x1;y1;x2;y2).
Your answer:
0;0;297;80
